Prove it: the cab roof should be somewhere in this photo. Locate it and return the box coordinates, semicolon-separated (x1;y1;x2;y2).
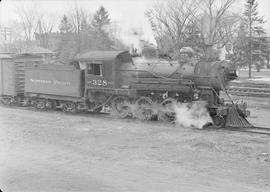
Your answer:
74;50;130;62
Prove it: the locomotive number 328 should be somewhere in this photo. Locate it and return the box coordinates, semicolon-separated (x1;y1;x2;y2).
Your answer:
88;79;108;87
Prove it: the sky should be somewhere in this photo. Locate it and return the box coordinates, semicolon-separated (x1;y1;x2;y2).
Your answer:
0;0;270;45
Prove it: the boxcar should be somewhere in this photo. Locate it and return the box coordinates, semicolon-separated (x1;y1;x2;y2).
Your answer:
0;54;14;97
0;53;43;104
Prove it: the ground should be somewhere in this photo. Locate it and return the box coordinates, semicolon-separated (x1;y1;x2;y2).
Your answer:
0;96;270;192
1;69;270;192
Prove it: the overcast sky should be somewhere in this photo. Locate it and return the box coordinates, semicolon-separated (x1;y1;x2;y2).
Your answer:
0;0;270;45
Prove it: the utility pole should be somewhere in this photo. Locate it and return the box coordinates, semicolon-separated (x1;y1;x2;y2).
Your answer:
0;27;12;52
0;27;12;41
248;0;255;78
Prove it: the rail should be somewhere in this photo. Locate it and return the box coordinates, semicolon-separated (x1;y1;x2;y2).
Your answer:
227;86;270;97
223;126;270;136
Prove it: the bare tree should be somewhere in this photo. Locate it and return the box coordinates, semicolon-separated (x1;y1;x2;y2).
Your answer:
68;6;91;35
37;13;57;48
6;20;25;53
15;4;42;49
217;13;241;48
146;0;199;58
192;0;239;59
198;0;237;44
38;13;57;34
66;6;93;52
13;2;58;50
146;0;238;59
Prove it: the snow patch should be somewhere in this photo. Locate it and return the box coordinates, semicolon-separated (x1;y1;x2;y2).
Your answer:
249;77;270;82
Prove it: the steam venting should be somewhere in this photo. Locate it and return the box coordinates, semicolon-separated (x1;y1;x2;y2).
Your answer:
174;101;212;129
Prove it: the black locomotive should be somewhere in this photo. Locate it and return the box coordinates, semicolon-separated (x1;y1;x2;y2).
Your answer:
0;50;251;128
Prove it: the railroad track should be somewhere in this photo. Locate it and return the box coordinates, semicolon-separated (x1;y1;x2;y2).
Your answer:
2;103;270;135
204;126;270;136
230;81;270;89
223;126;270;136
227;81;270;97
227;86;270;97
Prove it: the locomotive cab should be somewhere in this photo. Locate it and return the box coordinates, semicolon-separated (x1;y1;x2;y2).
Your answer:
73;50;133;111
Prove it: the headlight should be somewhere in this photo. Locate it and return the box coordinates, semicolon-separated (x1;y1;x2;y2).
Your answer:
227;69;238;80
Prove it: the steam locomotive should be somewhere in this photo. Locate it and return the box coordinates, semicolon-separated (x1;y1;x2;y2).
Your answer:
0;50;251;128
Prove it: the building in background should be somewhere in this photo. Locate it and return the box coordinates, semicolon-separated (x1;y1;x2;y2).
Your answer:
24;45;54;64
35;32;62;52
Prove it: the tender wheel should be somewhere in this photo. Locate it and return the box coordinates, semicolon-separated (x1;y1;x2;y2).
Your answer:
21;98;31;107
62;102;77;113
93;103;103;113
1;97;13;105
111;96;131;118
93;106;103;113
134;97;154;121
183;96;192;103
46;100;56;110
158;98;176;123
212;115;225;128
34;99;46;110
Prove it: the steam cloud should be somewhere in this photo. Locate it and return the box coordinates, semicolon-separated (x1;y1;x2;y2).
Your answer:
110;98;212;129
174;101;212;129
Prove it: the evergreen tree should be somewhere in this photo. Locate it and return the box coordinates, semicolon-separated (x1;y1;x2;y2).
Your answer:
92;6;110;30
243;0;265;35
56;34;79;64
233;22;249;68
81;17;90;32
59;15;72;34
233;0;268;72
91;6;113;50
57;15;77;63
57;6;122;62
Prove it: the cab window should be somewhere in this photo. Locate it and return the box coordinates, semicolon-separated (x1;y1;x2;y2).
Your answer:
87;63;102;76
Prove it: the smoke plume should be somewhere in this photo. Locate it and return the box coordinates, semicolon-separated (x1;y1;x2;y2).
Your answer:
174;101;212;129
